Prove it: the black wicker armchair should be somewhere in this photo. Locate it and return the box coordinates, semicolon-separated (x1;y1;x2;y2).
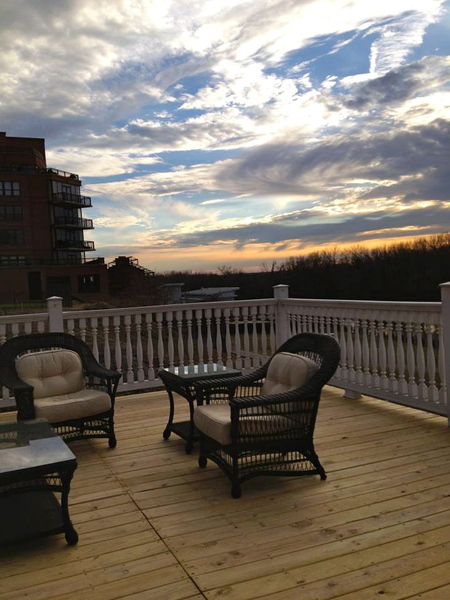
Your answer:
193;333;340;498
0;333;121;447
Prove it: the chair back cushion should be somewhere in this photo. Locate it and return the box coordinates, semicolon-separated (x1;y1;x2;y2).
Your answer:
261;352;318;396
16;349;86;399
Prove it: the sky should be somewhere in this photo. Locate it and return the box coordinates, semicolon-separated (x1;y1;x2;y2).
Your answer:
1;0;449;272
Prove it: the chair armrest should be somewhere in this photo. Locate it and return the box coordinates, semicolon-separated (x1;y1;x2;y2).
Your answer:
0;367;33;395
193;372;262;396
0;368;36;420
87;364;121;382
229;383;318;410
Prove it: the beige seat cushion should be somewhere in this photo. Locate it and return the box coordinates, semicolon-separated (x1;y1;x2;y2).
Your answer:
16;348;111;424
34;388;112;423
16;349;86;398
194;404;295;446
261;352;318;396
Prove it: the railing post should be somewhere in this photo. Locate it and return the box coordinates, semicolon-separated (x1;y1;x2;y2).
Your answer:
440;282;450;426
47;296;64;333
273;284;289;348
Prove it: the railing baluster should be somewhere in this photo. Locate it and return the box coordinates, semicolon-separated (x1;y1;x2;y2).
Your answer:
224;308;233;369
215;308;223;368
242;306;251;369
167;311;174;372
233;307;243;370
386;319;396;392
113;316;122;377
354;318;363;384
415;321;427;400
186;310;195;373
146;314;155;380
102;316;111;369
346;316;355;383
426;321;438;403
339;316;348;381
396;319;407;395
176;310;185;371
405;321;417;398
361;317;371;386
438;322;447;405
205;308;213;371
261;306;268;363
91;317;99;361
195;309;204;369
124;314;134;383
269;305;276;354
369;317;379;388
378;320;388;390
135;314;144;382
79;318;87;342
251;306;260;368
156;312;164;370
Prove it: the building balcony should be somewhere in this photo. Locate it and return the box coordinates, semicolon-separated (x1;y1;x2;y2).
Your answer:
0;164;79;179
53;216;94;229
52;192;92;207
55;239;95;251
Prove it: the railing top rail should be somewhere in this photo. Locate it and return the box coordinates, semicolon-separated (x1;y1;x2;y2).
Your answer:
0;313;47;325
282;298;442;313
62;298;278;320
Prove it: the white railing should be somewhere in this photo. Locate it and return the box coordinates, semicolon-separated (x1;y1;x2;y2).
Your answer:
61;298;278;391
1;284;449;421
283;299;446;416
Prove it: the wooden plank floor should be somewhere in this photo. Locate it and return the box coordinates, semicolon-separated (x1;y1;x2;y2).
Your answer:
1;387;450;600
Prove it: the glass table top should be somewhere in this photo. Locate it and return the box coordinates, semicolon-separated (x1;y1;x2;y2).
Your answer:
0;419;76;476
161;363;242;380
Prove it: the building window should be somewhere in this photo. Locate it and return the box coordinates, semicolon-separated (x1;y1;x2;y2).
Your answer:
0;230;24;245
78;274;100;293
0;182;20;196
52;181;80;196
0;205;23;221
0;255;26;266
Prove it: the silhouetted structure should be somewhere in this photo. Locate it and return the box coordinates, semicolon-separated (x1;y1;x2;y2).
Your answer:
107;256;155;297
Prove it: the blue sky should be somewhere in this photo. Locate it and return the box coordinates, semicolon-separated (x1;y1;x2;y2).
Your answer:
1;0;449;271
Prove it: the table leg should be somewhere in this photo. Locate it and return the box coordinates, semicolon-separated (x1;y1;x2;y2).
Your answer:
163;389;175;439
60;469;78;545
185;399;195;454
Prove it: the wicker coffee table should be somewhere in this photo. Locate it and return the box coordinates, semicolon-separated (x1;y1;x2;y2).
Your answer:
0;419;78;546
159;365;241;454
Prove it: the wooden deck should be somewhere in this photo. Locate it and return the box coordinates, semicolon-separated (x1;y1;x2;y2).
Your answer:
1;387;450;600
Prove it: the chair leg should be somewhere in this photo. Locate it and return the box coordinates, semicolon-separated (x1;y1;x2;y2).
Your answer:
230;456;241;498
108;416;117;448
198;436;207;468
308;449;326;480
231;481;242;498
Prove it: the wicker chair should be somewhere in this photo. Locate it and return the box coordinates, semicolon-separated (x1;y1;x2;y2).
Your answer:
0;333;121;447
193;333;340;498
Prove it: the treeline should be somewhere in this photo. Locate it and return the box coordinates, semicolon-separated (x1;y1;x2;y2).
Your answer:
153;233;450;302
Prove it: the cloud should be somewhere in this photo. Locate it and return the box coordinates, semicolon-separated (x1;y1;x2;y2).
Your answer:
340;56;450;110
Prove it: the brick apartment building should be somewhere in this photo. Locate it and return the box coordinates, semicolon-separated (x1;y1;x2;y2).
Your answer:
0;132;107;305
